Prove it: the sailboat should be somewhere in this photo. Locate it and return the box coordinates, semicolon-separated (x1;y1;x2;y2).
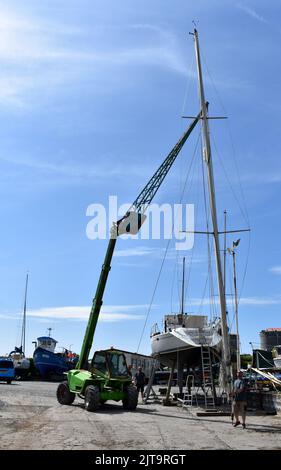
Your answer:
9;273;31;378
151;254;239;369
150;29;242;393
151;259;223;359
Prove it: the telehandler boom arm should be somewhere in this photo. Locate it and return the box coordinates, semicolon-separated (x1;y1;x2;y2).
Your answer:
77;111;201;369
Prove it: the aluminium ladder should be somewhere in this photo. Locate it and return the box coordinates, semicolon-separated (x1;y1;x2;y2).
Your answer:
178;374;198;408
201;346;216;409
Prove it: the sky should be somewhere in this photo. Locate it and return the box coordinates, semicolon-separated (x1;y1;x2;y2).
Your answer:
0;0;280;359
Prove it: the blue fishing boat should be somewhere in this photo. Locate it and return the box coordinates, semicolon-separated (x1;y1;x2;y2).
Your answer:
33;331;78;378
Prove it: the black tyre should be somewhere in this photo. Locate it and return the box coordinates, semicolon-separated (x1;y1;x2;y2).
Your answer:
84;385;100;412
56;381;75;405
123;385;138;410
6;379;12;385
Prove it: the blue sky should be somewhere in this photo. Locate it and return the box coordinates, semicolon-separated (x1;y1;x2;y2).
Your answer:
0;0;280;359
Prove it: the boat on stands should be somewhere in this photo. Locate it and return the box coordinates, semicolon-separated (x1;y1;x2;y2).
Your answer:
33;329;78;378
149;29;246;394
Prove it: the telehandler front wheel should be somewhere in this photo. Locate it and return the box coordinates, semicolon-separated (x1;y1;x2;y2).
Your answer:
56;381;75;405
123;385;138;410
84;385;100;412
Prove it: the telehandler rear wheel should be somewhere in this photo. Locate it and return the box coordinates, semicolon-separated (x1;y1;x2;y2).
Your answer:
57;381;75;405
123;385;138;410
85;385;100;412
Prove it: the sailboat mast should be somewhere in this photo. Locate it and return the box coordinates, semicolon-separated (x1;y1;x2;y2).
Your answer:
193;29;232;392
21;272;29;355
232;248;241;371
180;257;186;315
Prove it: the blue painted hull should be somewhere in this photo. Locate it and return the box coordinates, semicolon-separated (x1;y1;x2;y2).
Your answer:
33;347;71;378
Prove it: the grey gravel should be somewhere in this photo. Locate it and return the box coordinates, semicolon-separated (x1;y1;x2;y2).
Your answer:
0;381;280;450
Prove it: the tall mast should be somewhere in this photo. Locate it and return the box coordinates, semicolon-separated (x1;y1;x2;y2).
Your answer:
21;272;29;355
193;29;232;392
180;257;186;315
223;210;227;297
228;240;241;372
232;248;240;371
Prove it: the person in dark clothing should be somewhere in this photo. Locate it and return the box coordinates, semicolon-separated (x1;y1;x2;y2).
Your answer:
232;371;247;429
134;367;146;403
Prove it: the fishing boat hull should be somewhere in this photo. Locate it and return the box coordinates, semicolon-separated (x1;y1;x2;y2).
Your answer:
33;347;70;378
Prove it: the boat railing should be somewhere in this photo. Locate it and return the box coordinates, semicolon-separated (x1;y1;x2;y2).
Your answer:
150;323;160;336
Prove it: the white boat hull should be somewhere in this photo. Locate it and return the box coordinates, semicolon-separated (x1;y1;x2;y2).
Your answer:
151;326;222;355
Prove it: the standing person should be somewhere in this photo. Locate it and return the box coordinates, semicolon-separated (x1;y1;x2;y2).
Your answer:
134;366;146;403
232;371;247;429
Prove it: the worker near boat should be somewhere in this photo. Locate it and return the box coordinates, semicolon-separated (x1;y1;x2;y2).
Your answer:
231;371;248;429
134;367;146;403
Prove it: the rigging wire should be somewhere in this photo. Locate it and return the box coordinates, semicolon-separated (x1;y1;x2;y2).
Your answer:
181;53;196;121
136;131;201;353
211;135;249;227
211;135;252;306
195;40;252;319
175;142;200;312
173;51;197;309
182;147;202;310
178;52;196;196
196;272;209;316
201;50;251;227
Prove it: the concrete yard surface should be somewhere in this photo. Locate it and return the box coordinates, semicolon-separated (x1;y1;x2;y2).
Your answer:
0;381;280;450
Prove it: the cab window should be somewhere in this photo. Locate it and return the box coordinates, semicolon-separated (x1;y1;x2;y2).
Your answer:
107;353;128;377
92;352;107;374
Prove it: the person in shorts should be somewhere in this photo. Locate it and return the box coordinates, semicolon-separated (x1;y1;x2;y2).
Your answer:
232;371;247;429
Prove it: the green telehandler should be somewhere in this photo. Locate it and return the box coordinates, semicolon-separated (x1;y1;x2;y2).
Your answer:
56;112;200;412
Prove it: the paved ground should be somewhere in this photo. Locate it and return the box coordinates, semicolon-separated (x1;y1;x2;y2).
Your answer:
0;381;280;450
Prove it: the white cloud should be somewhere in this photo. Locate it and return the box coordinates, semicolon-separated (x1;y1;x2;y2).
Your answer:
0;313;19;320
114;246;160;258
0;154;155;181
189;296;281;307
25;305;147;322
269;266;281;275
237;4;268;24
238;297;281;306
0;9;188;108
114;246;206;262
